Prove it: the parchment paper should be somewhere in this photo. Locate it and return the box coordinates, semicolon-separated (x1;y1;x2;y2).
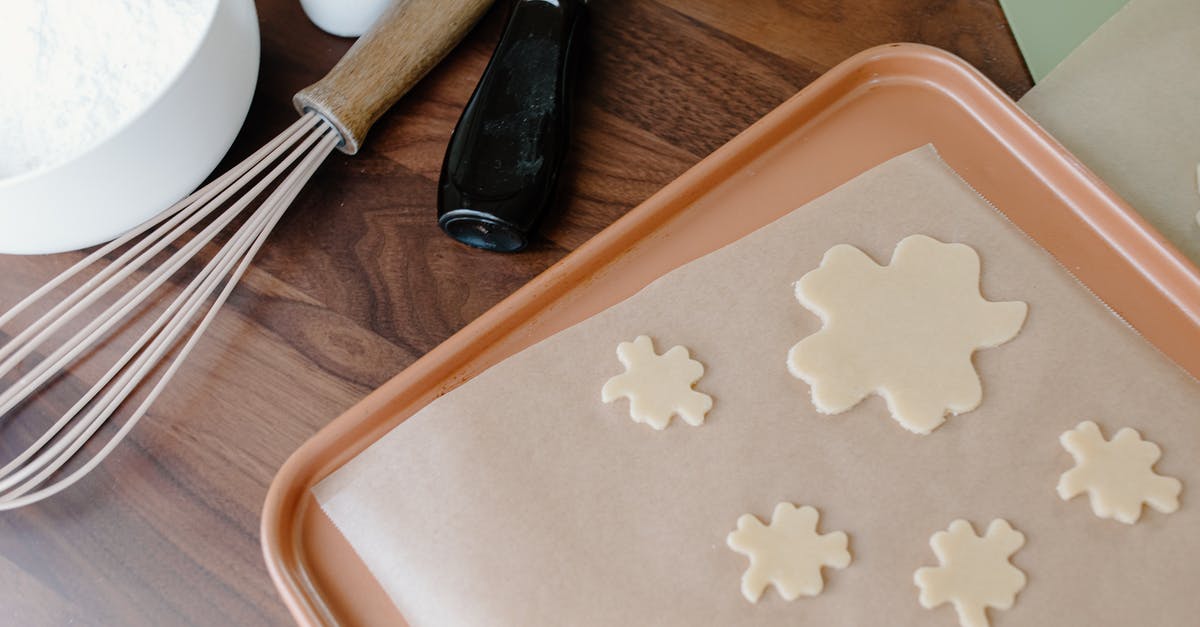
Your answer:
316;147;1200;626
1019;0;1200;265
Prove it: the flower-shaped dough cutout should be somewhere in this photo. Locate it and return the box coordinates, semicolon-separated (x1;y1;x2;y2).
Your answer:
601;335;712;430
787;235;1027;434
914;519;1026;627
726;503;851;603
1057;420;1182;524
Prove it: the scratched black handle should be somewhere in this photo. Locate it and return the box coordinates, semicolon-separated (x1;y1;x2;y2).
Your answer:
437;0;588;252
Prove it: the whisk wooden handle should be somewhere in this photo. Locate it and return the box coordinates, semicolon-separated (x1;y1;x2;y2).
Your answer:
293;0;493;155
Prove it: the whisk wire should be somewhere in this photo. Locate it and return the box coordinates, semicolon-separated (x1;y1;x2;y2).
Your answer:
0;113;322;335
0;125;331;485
0;115;339;509
0;116;328;414
0;114;325;385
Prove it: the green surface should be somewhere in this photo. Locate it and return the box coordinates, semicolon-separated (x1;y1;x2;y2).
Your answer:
999;0;1129;81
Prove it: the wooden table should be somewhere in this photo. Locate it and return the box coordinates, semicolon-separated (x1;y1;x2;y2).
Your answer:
0;1;1031;624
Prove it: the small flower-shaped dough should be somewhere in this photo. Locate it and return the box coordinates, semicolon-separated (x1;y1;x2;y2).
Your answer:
914;519;1026;627
1057;420;1182;524
787;235;1027;434
726;503;851;603
601;335;712;430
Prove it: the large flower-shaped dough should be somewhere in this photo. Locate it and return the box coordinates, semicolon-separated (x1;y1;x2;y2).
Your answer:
914;519;1026;627
1057;420;1182;524
787;235;1027;434
601;335;712;430
726;503;851;603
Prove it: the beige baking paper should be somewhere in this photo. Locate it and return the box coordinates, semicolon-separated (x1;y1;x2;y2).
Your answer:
315;147;1200;626
1019;0;1200;265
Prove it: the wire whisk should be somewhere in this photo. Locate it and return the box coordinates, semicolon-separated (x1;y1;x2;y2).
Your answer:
0;114;339;509
0;0;493;509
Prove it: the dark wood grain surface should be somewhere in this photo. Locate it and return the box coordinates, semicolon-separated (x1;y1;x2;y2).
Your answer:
0;1;1030;624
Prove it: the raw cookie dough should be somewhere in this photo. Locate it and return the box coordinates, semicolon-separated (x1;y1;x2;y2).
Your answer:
787;235;1027;434
601;335;712;430
1057;420;1182;524
914;519;1026;627
726;503;851;603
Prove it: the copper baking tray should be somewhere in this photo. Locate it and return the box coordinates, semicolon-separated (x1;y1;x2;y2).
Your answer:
262;44;1200;626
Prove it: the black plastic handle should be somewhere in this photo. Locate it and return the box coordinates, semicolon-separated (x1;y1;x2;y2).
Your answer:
437;0;588;252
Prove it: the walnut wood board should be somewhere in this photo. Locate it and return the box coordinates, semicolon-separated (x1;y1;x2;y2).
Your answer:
1;1;1035;625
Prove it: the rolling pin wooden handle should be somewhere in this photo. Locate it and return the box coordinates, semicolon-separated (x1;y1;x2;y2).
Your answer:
293;0;494;155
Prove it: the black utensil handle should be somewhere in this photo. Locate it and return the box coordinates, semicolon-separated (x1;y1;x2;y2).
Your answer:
437;0;588;252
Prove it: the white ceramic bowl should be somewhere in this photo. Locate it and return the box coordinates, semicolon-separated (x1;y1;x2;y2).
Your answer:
0;0;260;255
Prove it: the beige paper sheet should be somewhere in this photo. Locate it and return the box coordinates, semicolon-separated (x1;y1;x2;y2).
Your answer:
1019;0;1200;265
316;147;1200;626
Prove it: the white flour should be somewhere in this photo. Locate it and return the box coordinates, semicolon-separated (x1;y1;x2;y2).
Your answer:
0;0;218;179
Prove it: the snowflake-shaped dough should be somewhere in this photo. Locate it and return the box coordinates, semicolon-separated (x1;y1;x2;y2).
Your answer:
787;235;1027;434
1057;420;1182;524
726;503;851;603
914;519;1026;627
601;335;712;430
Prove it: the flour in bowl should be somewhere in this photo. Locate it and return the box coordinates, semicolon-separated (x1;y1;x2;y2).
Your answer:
0;0;217;178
